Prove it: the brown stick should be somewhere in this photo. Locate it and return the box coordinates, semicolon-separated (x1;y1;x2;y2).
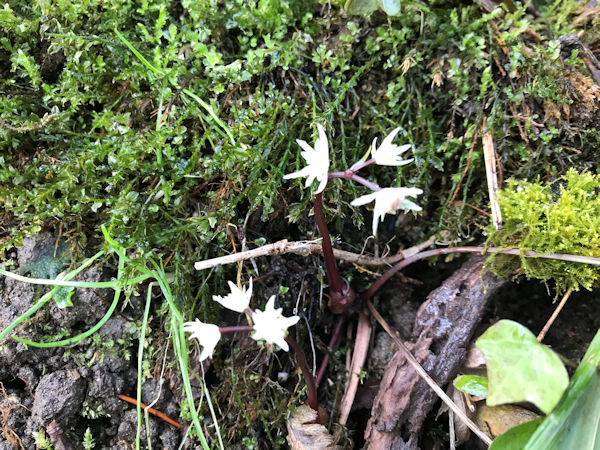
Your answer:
537;287;573;342
195;239;600;275
362;246;600;301
118;394;183;428
339;311;371;426
53;222;63;258
482;116;502;230
193;236;435;270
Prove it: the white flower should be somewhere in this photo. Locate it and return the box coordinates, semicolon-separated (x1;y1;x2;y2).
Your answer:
351;187;423;236
213;279;252;313
183;319;221;362
283;124;330;194
371;128;413;166
251;296;300;351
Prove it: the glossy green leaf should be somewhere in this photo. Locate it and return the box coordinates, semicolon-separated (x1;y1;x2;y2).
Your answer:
476;320;568;414
454;374;488;397
345;0;378;15
490;417;544;450
378;0;401;15
524;328;600;450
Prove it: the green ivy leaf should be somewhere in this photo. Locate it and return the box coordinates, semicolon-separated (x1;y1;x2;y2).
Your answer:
454;374;488;398
476;320;568;414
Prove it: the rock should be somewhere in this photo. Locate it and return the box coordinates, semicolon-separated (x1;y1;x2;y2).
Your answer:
29;370;87;430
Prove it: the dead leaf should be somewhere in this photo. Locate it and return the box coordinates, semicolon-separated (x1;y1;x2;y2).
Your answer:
286;405;346;449
474;404;540;439
464;346;487;370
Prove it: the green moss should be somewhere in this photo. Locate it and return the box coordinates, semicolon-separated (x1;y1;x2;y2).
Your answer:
0;0;598;445
485;169;600;294
1;0;595;263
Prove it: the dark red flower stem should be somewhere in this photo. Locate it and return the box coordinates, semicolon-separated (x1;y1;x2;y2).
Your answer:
218;325;254;334
314;192;344;294
314;193;356;314
285;335;318;411
315;314;347;387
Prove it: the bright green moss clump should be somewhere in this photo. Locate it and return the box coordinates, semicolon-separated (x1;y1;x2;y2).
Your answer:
486;169;600;294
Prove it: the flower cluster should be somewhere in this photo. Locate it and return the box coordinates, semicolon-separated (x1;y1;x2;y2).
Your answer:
183;279;300;362
284;124;422;236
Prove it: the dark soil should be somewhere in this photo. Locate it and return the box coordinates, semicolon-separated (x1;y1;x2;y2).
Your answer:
0;235;598;449
0;234;184;449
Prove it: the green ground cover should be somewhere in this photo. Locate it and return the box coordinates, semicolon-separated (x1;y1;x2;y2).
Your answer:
1;0;599;446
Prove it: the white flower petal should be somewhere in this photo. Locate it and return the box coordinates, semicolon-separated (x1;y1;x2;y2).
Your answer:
283;125;330;194
395;143;412;154
398;198;422;211
315;124;328;153
212;278;253;313
380;127;402;147
351;187;423;236
316;170;328;194
297;138;315;155
371;128;413;166
350;191;379;207
251;296;300;352
283;165;312;181
183;319;221;362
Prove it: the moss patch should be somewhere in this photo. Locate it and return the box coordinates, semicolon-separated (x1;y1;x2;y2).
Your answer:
486;169;600;293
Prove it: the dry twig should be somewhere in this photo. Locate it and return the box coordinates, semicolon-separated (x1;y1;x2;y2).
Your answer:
117;394;183;429
339;311;371;426
537;287;573;342
482;116;503;230
194;236;436;270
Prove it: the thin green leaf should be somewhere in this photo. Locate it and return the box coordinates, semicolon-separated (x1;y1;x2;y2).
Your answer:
135;282;154;450
181;89;236;146
490;417;544;450
114;29;164;76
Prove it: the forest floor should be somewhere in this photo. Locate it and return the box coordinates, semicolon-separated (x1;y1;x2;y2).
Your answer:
1;0;600;448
